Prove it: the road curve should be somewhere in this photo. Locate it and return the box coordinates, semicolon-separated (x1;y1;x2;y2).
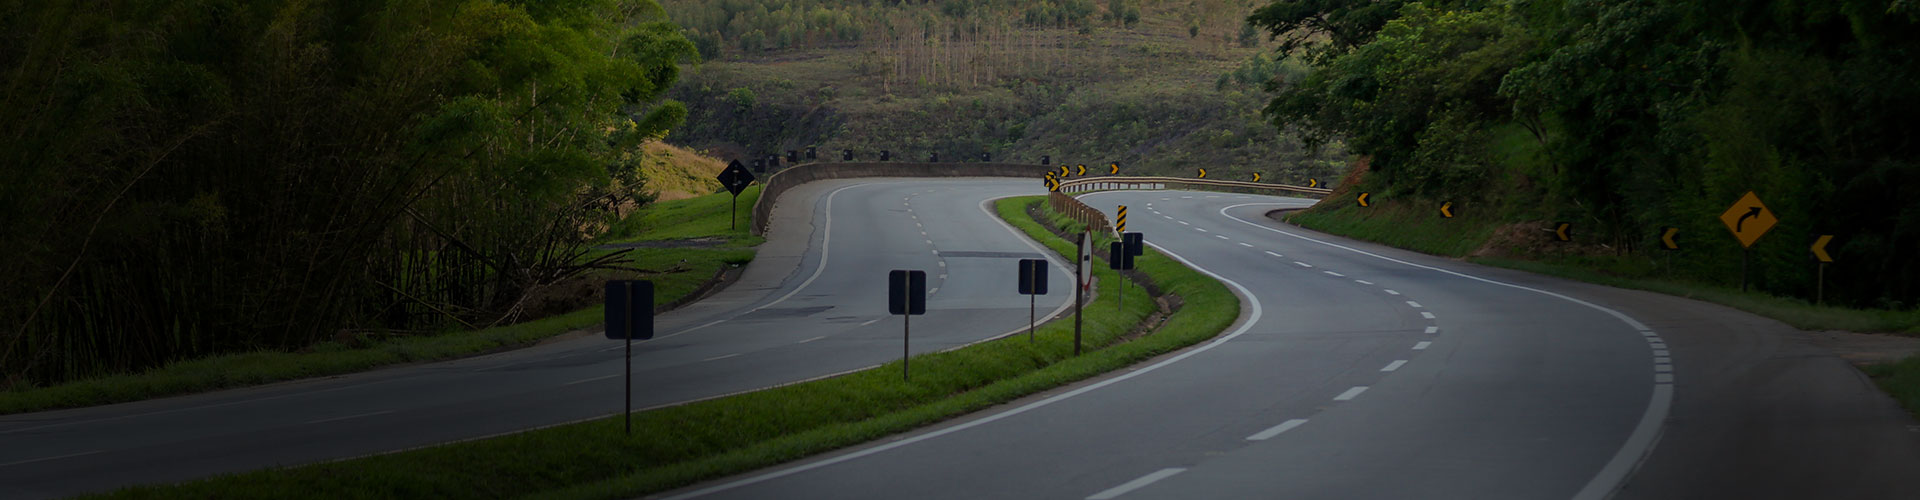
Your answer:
666;190;1920;500
0;178;1070;499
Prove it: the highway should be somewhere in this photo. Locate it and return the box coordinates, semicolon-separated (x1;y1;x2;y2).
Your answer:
667;190;1920;500
0;178;1071;499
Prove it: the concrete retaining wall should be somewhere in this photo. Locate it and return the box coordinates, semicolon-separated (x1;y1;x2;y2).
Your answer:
748;162;1052;235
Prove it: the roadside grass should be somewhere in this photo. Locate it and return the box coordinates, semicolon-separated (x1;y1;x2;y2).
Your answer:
0;187;764;416
1288;199;1920;334
98;196;1237;500
607;184;764;245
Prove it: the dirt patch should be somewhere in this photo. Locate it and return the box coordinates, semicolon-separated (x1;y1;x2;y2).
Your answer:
598;237;730;249
1802;330;1920;366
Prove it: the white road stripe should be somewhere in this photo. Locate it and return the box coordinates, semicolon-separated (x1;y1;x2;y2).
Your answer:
1413;341;1432;350
1406;301;1423;308
1238;242;1254;247
564;374;621;386
1214;235;1228;239
1324;271;1345;277
1333;386;1368;401
1178;221;1190;225
1246;419;1309;441
1196;228;1209;232
797;335;827;343
1425;326;1439;334
702;353;741;362
1420;312;1436;319
1653;350;1669;356
304;410;394;425
1354;280;1374;285
1264;251;1283;257
1087;468;1187;500
1294;262;1312;268
1381;360;1408;372
0;450;103;468
1383;289;1400;295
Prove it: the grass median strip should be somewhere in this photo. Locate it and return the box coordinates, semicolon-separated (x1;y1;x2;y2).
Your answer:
99;196;1237;499
0;187;762;416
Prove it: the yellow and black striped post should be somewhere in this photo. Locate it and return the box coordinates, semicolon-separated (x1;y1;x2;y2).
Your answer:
1117;205;1127;233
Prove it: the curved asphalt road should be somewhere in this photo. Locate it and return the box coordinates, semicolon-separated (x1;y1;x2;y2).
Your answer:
669;190;1920;500
0;178;1071;499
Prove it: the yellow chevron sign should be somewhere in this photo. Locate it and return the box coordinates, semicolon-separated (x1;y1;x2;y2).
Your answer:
1812;234;1834;263
1197;168;1208;179
1308;178;1320;188
1356;192;1370;207
1109;163;1119;175
1440;202;1454;219
1252;172;1262;182
1077;164;1088;176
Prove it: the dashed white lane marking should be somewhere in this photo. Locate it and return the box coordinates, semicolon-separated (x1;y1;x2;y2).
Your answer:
1162;215;1172;219
939;274;947;279
1264;251;1283;257
929;287;940;294
1293;262;1312;268
938;262;946;267
859;318;882;326
1654;365;1673;373
1649;342;1668;349
1088;468;1188;500
1381;360;1408;372
1653;350;1670;356
1655;373;1675;383
1654;357;1671;364
1420;312;1436;319
304;410;394;425
1413;341;1432;350
1405;301;1423;308
1333;386;1368;401
1177;221;1190;225
564;374;621;386
1324;271;1345;277
925;239;934;244
1246;419;1309;441
1212;202;1666;500
1383;289;1400;295
931;250;939;255
1238;242;1253;247
1424;326;1439;334
1214;235;1228;240
798;335;827;343
703;353;741;362
1355;280;1374;285
0;450;103;468
1196;228;1209;232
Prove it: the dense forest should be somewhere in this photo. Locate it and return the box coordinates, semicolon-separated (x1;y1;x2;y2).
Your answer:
1256;0;1920;308
0;0;696;387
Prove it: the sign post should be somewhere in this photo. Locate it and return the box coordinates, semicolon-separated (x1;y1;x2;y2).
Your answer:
1719;191;1779;292
718;161;757;230
1812;235;1835;304
888;270;927;380
1018;259;1049;342
604;280;654;434
1074;232;1086;356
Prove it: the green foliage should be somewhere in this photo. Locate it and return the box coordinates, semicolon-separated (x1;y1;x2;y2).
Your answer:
1255;0;1920;308
0;0;698;387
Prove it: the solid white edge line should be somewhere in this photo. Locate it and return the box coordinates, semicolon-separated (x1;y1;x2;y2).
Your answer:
1087;468;1189;500
563;374;621;386
1215;202;1666;500
702;353;741;362
797;335;826;344
1333;386;1368;401
660;237;1265;500
0;450;103;468
304;410;394;425
1246;419;1309;441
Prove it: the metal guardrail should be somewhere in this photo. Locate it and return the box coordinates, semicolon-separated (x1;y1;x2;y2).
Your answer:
1056;176;1332;197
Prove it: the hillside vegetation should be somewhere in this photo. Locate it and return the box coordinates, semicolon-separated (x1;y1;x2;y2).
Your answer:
0;0;698;388
1260;0;1920;311
656;0;1345;183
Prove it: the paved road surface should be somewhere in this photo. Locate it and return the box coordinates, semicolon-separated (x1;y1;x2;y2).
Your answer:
0;178;1069;499
669;190;1920;500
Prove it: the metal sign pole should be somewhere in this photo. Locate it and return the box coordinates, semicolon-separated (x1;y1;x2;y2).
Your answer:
1741;249;1750;292
623;283;633;435
730;193;738;230
1817;262;1826;305
903;302;911;382
1029;279;1037;343
1074;232;1085;356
